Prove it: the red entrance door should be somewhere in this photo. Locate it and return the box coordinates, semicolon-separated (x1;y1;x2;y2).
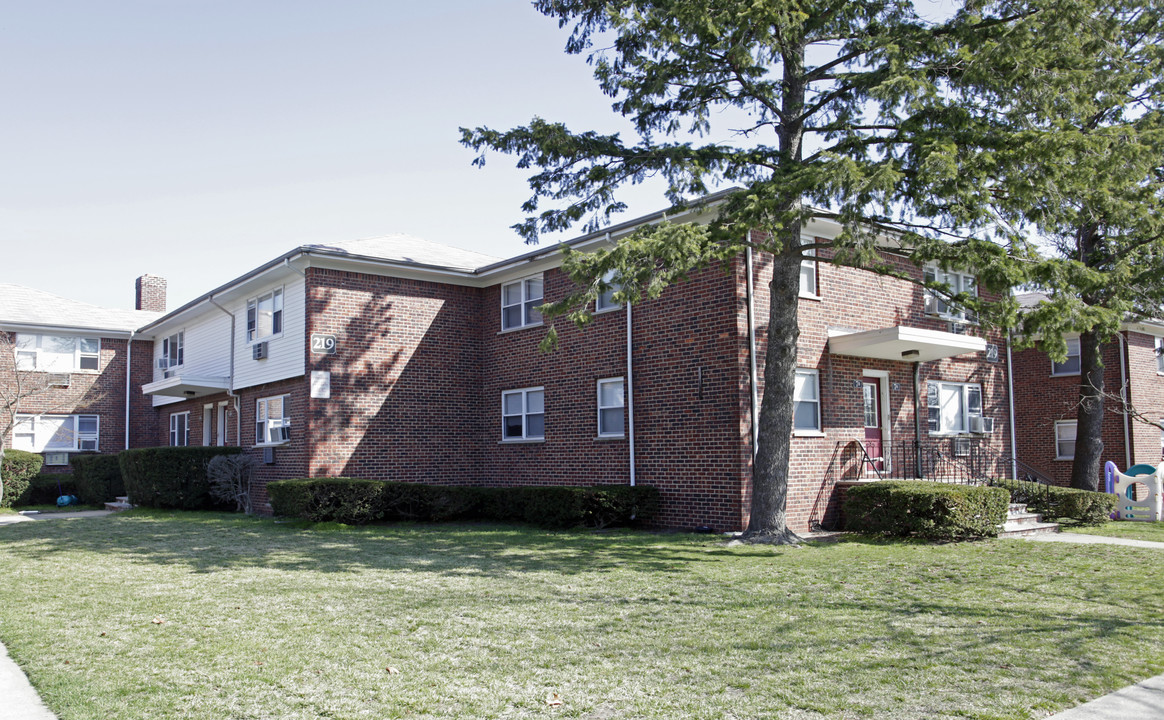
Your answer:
862;376;884;471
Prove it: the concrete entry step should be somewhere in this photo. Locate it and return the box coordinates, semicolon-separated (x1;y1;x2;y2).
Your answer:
999;521;1061;538
104;497;133;512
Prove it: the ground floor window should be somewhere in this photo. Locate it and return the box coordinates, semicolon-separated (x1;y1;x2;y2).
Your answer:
597;377;625;437
170;412;189;447
12;414;99;453
927;381;982;434
256;395;291;445
1055;421;1076;460
793;369;821;433
502;387;544;440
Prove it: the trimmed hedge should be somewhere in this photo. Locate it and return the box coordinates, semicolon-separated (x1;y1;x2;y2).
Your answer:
991;478;1117;525
268;479;660;530
120;446;243;510
1;450;44;508
845;480;1009;541
17;473;78;506
71;454;126;505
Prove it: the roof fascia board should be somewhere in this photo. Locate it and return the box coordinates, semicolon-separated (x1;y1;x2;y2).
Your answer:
0;322;135;338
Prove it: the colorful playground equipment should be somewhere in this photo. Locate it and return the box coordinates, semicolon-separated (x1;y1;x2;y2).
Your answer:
1105;461;1164;522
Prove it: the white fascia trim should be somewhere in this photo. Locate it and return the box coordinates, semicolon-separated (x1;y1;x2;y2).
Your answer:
0;322;135;338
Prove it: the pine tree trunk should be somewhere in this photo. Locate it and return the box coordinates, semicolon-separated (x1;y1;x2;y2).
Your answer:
1070;329;1105;491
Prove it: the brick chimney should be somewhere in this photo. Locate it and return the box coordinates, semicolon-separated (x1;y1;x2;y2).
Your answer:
135;275;167;313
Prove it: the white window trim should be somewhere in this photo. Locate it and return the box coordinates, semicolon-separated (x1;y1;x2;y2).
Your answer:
170;412;189;447
247;287;285;344
926;381;984;435
501;386;545;441
12;413;100;453
160;331;185;371
1156;337;1163;375
1051;337;1081;377
596;377;626;438
14;334;101;373
792;369;822;436
500;274;544;332
924;265;977;323
255;394;292;446
1055;420;1077;461
799;234;820;300
595;270;623;314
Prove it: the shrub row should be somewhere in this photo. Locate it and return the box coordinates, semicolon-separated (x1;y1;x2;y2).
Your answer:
1;450;44;508
844;480;1010;541
990;478;1116;525
16;473;78;506
70;454;126;505
268;478;660;529
120;446;243;510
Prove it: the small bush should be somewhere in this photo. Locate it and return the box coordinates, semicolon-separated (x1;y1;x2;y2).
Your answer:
845;481;1009;541
1;450;44;508
207;454;259;514
267;479;659;529
15;473;77;506
71;454;126;505
268;478;386;524
991;478;1117;524
120;446;242;510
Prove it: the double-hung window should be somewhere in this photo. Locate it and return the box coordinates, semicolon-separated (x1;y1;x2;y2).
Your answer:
1156;337;1163;374
596;270;622;313
927;381;983;434
1051;337;1081;376
597;377;625;437
170;412;189;447
800;235;819;297
502;387;544;440
12;414;99;453
247;288;284;342
1055;421;1077;460
501;275;543;330
793;369;821;433
161;332;184;370
14;334;101;372
924;266;977;322
256;395;291;445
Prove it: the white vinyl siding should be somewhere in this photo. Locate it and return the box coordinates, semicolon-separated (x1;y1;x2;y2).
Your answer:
793;369;821;433
12;414;99;453
597;377;625;437
927;381;983;434
1055;421;1076;460
502;387;545;440
501;275;544;330
14;334;101;372
1051;337;1081;376
234;277;306;391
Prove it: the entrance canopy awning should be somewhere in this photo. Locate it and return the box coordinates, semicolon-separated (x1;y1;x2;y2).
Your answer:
142;375;231;399
828;326;987;363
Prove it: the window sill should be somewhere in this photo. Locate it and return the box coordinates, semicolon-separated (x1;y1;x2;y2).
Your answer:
792;430;826;438
1055;456;1075;462
1050;372;1080;378
497;322;544;335
248;333;284;345
799;292;822;302
594;434;625;441
499;438;545;445
594;305;623;315
254;441;291;448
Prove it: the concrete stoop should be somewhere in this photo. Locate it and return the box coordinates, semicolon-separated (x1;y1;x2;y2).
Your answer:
999;502;1060;538
103;496;134;512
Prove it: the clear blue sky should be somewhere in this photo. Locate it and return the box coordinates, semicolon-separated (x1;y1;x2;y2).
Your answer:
1;0;674;311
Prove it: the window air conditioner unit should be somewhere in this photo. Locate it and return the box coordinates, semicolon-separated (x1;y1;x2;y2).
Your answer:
948;322;967;335
163;370;176;379
276;425;291;442
970;416;994;434
47;373;71;388
157;358;169;370
253;342;268;360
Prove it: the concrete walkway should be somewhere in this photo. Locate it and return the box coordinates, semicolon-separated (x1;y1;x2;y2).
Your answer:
1044;673;1164;719
0;642;56;720
1018;532;1164;550
0;510;113;525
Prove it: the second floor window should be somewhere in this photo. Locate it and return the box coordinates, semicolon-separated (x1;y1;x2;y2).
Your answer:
14;334;100;372
161;332;184;370
1051;337;1081;376
924;266;977;323
248;288;284;342
596;270;623;313
800;235;818;297
501;275;543;330
1156;337;1163;374
13;414;99;452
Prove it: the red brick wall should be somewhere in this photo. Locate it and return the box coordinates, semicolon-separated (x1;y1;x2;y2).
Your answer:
1125;332;1164;468
748;242;1012;532
1011;337;1128;485
303;267;486;485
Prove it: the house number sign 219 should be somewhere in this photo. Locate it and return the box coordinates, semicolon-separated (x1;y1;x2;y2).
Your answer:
310;334;337;355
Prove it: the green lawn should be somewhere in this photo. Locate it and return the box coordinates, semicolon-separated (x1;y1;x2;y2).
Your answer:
1062;519;1164;543
1;512;1163;719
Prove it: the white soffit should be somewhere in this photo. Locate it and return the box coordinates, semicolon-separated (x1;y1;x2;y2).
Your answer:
142;375;231;399
828;326;987;363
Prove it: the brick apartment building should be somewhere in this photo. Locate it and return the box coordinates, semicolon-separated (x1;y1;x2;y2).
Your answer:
4;199;1016;531
1011;293;1164;486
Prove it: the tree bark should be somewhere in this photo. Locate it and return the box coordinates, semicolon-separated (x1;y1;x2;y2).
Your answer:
1070;328;1105;491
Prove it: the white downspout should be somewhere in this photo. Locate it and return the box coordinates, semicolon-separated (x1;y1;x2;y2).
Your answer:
208;297;240;445
746;245;759;454
124;331;134;450
1119;332;1132;469
626;299;636;487
1005;331;1018;480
